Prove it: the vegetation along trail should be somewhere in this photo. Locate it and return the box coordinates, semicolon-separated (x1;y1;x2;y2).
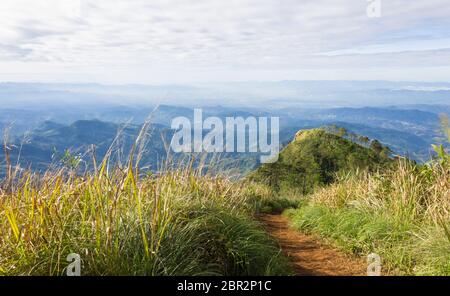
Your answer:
260;214;367;276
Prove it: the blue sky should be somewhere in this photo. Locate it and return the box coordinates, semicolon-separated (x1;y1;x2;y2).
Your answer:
0;0;449;84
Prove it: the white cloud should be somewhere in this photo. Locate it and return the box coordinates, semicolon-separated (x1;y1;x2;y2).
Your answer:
0;0;449;83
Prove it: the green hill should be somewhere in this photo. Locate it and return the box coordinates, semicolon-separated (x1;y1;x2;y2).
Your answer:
250;125;450;275
250;128;390;194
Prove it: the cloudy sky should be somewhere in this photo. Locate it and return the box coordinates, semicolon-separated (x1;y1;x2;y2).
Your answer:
0;0;449;84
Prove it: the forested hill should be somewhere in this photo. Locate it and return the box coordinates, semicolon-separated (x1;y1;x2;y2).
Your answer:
250;128;391;194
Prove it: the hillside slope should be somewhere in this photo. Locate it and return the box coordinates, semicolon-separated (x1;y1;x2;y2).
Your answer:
0;120;171;172
0;119;261;177
250;128;389;193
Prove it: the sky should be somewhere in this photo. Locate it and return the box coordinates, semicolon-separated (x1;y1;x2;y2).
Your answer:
0;0;450;84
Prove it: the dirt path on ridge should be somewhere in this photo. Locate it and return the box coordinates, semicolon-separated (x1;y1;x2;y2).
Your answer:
260;214;367;276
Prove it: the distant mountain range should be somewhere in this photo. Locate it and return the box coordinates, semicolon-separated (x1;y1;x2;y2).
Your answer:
1;81;450;109
0;120;172;173
0;82;448;173
0;119;265;177
1;104;448;172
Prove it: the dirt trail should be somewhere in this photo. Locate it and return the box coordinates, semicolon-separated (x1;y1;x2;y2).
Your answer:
260;214;367;276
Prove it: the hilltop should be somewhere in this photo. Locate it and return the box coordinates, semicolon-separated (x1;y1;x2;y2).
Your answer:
250;128;390;194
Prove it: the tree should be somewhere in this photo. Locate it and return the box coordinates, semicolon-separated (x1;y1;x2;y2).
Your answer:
370;139;383;155
338;127;347;137
348;132;358;143
359;136;370;146
380;146;393;158
329;124;339;134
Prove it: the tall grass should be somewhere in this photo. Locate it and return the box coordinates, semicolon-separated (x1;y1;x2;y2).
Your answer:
0;124;289;276
0;161;289;275
285;157;450;275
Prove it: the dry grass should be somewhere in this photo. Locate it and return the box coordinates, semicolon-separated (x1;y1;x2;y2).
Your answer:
287;157;450;275
310;159;449;225
0;160;289;275
0;121;288;275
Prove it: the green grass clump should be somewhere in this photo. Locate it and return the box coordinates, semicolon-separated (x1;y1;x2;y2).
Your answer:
257;197;302;214
0;160;290;276
285;157;450;275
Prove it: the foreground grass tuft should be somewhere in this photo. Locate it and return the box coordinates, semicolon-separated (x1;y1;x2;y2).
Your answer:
0;163;290;276
285;158;450;275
